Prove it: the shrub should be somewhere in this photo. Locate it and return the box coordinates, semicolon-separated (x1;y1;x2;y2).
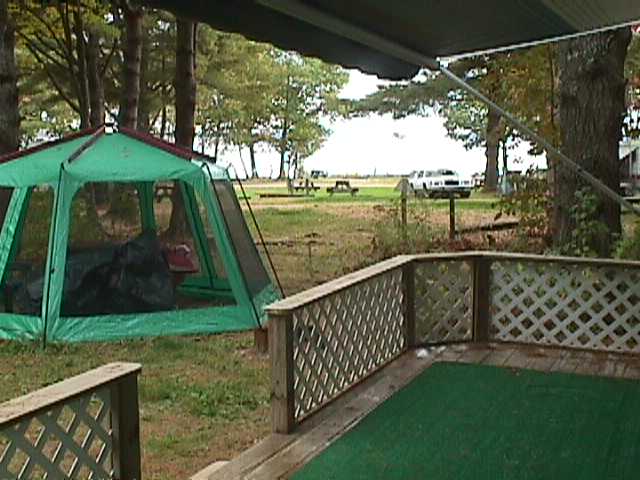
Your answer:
496;167;552;245
616;222;640;260
557;188;610;258
371;200;438;259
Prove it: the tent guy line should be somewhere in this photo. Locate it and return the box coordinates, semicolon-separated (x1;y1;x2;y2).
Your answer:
258;0;640;216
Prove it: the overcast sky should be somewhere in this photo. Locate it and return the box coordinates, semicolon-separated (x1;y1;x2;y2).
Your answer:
219;69;546;178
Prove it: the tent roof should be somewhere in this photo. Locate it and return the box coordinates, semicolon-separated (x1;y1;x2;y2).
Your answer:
146;0;640;79
0;128;227;188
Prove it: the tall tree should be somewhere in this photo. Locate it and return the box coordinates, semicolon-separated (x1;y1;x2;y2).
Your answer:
174;19;196;147
86;26;105;127
354;49;558;191
0;0;18;154
0;0;19;223
266;54;347;178
14;1;118;132
167;17;196;237
554;28;631;256
117;2;143;129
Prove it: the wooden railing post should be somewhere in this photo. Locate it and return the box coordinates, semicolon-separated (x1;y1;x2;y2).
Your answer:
254;328;269;354
111;372;142;480
403;260;416;349
473;255;491;342
269;311;295;434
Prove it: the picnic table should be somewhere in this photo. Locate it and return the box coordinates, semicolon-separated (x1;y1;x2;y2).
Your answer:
293;179;320;193
154;184;174;202
327;180;359;196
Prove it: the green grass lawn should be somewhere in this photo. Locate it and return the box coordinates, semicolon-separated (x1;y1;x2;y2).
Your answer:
3;180;639;479
1;185;506;479
0;333;270;480
0;184;518;479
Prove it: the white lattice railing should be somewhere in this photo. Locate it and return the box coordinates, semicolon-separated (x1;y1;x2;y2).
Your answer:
0;363;141;480
267;251;640;433
267;256;412;433
414;258;474;343
488;255;640;352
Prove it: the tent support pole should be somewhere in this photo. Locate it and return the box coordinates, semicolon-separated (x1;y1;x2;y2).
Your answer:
438;65;640;217
66;126;105;164
41;166;65;349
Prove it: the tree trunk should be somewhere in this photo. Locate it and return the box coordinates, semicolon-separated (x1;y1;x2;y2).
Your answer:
554;28;631;256
0;0;18;155
137;29;151;133
118;4;143;129
159;53;169;138
72;7;90;129
174;19;196;148
292;153;299;179
484;108;500;191
213;132;220;162
279;149;287;179
86;29;105;128
167;18;196;238
86;28;109;207
249;142;258;178
278;121;288;179
0;0;18;225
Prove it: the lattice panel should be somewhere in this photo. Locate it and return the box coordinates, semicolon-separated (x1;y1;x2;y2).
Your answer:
490;261;640;353
0;388;113;480
292;268;406;420
415;260;473;343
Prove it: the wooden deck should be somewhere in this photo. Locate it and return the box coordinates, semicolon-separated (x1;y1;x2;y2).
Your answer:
193;343;640;480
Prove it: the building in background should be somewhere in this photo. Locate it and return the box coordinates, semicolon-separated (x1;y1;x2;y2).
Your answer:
620;139;640;196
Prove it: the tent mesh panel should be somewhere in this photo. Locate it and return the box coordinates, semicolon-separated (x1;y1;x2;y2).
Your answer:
2;188;53;314
211;180;270;295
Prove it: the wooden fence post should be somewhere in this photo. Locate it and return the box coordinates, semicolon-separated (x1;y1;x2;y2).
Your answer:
449;194;456;240
473;256;491;342
403;260;416;348
111;372;142;480
254;328;269;354
400;179;408;246
270;311;295;434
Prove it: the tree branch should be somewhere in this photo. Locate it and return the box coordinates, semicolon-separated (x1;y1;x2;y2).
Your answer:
17;31;69;72
22;5;72;60
25;44;81;114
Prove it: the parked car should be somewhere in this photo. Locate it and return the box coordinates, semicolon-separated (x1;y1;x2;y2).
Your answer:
409;169;472;198
310;170;329;179
471;172;485;188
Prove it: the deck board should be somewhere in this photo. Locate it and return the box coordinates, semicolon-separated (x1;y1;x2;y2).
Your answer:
194;343;640;480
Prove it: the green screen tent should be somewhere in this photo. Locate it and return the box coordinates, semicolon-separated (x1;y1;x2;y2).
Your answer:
0;126;280;343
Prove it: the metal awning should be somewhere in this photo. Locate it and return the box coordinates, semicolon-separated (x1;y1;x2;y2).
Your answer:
146;0;640;79
144;0;640;215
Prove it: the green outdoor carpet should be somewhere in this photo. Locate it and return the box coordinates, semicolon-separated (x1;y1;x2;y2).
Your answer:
292;362;640;480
